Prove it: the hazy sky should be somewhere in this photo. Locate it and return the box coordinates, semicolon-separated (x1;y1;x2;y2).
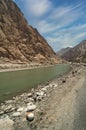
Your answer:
13;0;86;52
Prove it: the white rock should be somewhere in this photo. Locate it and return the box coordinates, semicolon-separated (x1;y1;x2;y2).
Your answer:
17;107;24;112
0;111;4;115
36;91;44;96
26;104;36;111
4;105;13;112
12;112;21;117
41;87;47;92
49;84;52;88
0;116;14;130
26;112;34;121
28;93;32;97
5;100;13;104
27;102;33;106
53;84;58;88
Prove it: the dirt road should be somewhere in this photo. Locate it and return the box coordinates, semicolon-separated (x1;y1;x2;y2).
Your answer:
34;65;86;130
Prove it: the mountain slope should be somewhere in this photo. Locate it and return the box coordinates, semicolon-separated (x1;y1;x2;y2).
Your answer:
0;0;58;64
60;40;86;63
57;47;72;57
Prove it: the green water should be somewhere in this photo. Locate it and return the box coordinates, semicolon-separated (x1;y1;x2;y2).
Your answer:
0;64;71;102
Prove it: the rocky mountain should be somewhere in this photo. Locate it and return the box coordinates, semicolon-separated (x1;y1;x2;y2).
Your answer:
0;0;58;64
58;40;86;63
57;47;72;57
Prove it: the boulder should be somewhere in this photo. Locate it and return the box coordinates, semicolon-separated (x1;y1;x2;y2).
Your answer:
26;112;34;122
0;116;14;130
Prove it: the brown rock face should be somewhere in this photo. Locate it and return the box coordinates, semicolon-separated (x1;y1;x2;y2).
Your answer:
0;0;58;64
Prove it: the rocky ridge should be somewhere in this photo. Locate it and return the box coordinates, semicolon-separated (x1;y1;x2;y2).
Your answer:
0;0;58;64
58;40;86;63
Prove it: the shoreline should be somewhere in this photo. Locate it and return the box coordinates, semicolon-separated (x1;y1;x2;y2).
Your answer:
0;63;57;73
0;64;85;130
0;63;71;104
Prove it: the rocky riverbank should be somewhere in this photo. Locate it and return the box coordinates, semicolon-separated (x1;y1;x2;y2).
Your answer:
0;64;85;130
0;62;56;72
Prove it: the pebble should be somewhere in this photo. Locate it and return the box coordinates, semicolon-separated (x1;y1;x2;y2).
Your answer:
12;112;21;117
17;107;24;112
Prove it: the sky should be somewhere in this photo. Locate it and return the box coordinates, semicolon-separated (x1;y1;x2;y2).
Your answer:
13;0;86;52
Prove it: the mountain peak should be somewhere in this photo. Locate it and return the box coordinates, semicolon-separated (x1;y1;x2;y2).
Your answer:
0;0;58;64
57;40;86;63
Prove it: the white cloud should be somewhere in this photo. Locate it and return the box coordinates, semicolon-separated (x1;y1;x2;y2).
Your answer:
15;0;86;51
23;0;52;17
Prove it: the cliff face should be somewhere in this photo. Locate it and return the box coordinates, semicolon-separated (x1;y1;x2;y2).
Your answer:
59;40;86;63
0;0;58;64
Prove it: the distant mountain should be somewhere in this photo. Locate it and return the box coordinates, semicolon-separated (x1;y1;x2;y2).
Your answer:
57;47;72;57
57;40;86;63
0;0;58;64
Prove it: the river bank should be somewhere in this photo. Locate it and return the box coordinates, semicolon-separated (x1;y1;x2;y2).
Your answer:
0;63;51;72
0;64;85;130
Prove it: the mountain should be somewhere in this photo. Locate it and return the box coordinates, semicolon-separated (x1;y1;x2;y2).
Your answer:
57;47;72;57
58;40;86;63
0;0;58;64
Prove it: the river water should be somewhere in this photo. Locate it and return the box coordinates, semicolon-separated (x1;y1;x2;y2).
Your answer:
0;64;71;102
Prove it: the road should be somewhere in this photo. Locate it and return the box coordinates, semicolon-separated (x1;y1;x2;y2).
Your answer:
73;74;86;130
35;65;86;130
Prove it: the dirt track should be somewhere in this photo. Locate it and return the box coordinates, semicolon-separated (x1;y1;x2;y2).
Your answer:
33;65;86;130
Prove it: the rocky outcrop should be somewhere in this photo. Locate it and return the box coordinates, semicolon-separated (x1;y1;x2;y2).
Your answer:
57;40;86;63
0;0;58;64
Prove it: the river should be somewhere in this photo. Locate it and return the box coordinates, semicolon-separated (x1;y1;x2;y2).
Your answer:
0;64;71;102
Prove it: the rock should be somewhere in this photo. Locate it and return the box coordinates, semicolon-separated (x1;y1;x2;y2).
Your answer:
12;112;21;117
28;93;32;97
0;111;4;115
53;84;58;88
26;103;36;112
28;98;34;102
0;116;14;130
4;105;13;113
49;84;53;88
62;79;66;83
36;91;44;97
41;87;47;92
37;96;43;101
5;100;13;104
26;112;34;122
17;107;24;112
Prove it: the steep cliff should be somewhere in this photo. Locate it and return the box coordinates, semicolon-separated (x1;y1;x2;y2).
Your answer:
0;0;58;64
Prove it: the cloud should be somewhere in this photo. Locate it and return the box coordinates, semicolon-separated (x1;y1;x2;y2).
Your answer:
22;0;52;17
47;23;86;51
15;0;86;51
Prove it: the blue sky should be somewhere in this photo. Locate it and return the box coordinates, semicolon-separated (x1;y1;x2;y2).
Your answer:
13;0;86;52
